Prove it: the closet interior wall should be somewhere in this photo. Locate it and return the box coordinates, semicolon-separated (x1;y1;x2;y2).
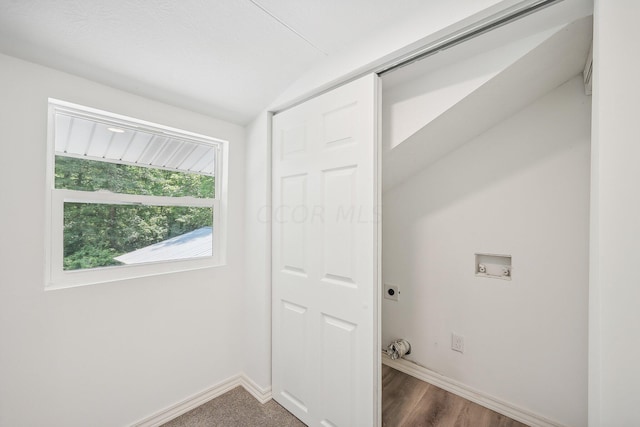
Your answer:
380;13;592;427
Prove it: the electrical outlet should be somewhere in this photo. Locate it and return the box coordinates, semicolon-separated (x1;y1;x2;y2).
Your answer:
384;284;399;301
451;333;464;353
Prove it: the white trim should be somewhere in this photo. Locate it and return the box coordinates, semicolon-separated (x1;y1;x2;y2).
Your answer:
382;353;567;427
377;0;560;76
374;76;383;427
131;374;242;427
50;98;226;145
54;189;214;207
131;373;272;427
45;99;228;289
240;375;273;404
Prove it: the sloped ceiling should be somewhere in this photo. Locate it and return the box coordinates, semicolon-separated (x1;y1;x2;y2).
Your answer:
382;16;593;191
0;0;441;124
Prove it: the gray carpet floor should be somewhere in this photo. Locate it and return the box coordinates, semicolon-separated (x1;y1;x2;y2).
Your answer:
161;386;306;427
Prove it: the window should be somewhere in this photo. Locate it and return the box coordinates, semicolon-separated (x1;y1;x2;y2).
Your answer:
46;99;226;289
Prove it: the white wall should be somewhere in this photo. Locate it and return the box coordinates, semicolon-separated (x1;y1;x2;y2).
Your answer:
0;53;245;427
590;0;640;425
271;0;513;111
242;112;272;389
382;76;590;426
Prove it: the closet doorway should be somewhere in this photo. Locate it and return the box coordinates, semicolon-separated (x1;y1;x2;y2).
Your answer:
269;1;593;426
379;4;592;426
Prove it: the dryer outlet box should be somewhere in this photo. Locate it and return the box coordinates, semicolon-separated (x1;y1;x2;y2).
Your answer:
384;284;399;301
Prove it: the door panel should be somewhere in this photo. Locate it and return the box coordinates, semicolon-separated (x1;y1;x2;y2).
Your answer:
322;166;357;284
280;300;309;412
319;314;356;427
272;74;380;427
280;174;308;274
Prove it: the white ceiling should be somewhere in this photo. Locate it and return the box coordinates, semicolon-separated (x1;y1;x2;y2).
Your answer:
0;0;436;124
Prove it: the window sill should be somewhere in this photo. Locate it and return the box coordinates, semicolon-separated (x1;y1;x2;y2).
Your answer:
46;257;225;290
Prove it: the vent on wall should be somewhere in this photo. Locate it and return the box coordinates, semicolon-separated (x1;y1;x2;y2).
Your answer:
584;42;593;96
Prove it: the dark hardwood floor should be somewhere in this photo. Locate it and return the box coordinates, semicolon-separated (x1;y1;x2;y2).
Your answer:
382;364;529;427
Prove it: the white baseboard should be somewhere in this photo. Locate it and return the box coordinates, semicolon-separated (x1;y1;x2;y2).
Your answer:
382;353;566;427
240;374;273;404
131;373;272;427
132;359;561;427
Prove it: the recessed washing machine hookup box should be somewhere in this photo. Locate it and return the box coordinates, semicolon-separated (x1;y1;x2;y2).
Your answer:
475;253;512;280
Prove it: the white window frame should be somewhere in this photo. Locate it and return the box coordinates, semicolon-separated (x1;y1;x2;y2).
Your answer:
45;99;227;290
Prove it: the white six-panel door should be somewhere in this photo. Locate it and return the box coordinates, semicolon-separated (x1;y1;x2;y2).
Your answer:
272;74;380;427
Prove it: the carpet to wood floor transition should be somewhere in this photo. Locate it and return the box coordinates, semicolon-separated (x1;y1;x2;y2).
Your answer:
162;366;529;426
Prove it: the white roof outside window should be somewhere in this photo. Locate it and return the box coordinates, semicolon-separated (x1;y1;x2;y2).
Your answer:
54;112;216;176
